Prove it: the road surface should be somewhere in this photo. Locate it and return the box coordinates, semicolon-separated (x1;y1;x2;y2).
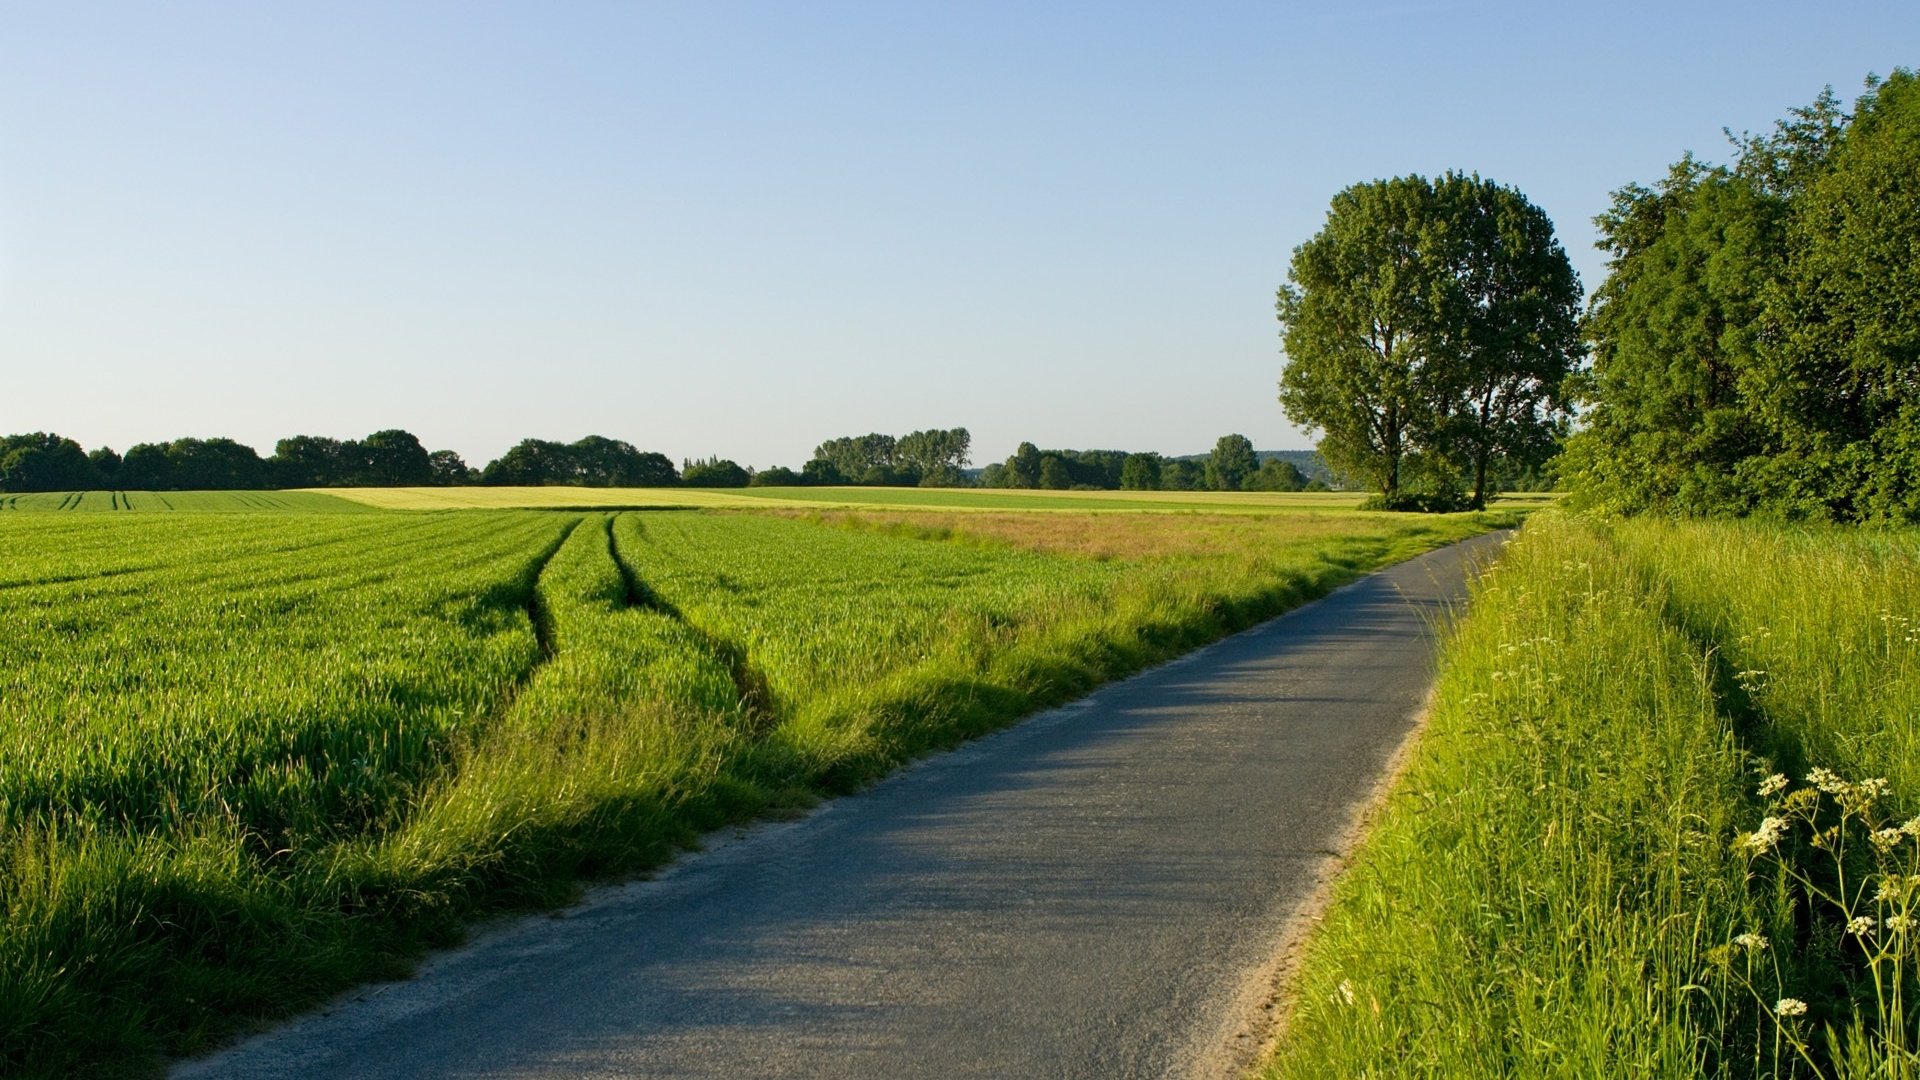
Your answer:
178;531;1504;1080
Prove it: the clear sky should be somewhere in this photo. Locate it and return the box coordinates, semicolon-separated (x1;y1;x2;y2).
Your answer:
3;3;1915;470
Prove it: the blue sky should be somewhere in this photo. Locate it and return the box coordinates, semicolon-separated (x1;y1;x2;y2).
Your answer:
3;3;1915;469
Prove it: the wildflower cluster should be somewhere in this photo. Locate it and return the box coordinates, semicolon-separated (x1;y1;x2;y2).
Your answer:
1726;765;1920;1075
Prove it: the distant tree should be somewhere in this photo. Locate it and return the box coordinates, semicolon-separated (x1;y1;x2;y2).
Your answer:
87;446;121;485
118;443;175;489
812;434;897;481
977;462;1009;488
896;428;971;482
682;456;750;487
750;465;804;486
1160;459;1205;491
427;450;474;486
1005;442;1043;488
1245;457;1308;492
155;438;269;490
1038;455;1072;490
1205;434;1259;491
272;435;354;487
801;458;845;485
0;433;95;492
360;429;434;486
858;463;918;486
482;439;575;485
568;436;676;486
1120;452;1162;490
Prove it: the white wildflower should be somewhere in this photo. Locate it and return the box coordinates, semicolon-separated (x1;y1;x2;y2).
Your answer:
1873;827;1906;851
1877;878;1905;903
1733;932;1770;952
1758;773;1789;798
1745;817;1789;853
1901;816;1920;837
1808;768;1848;796
1887;914;1915;933
1849;916;1876;937
1775;998;1809;1017
1856;778;1892;801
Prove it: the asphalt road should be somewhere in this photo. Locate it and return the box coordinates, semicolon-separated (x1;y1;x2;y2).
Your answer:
178;531;1505;1080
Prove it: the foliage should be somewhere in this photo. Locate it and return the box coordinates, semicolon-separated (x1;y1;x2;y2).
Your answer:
1245;457;1307;492
1277;173;1579;502
1120;452;1162;491
1567;71;1920;523
682;456;751;487
749;465;804;487
479;436;677;487
1206;433;1259;491
0;433;96;493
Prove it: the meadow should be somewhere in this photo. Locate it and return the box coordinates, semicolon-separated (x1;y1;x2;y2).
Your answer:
1265;513;1920;1079
0;495;1507;1078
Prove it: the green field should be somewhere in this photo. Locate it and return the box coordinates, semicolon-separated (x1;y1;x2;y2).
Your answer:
318;484;1387;513
0;490;372;512
1266;513;1920;1078
0;500;1507;1077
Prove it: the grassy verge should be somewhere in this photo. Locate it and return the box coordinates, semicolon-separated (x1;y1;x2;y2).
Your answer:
1264;512;1920;1078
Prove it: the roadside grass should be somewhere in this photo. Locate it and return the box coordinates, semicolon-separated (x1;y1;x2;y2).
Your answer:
0;505;1507;1077
1265;512;1920;1079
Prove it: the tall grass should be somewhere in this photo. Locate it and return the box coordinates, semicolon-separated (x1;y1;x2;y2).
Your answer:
1266;512;1920;1078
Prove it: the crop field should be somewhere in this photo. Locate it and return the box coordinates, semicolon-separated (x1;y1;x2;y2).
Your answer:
323;484;1398;513
1266;513;1920;1079
0;490;371;512
0;500;1507;1077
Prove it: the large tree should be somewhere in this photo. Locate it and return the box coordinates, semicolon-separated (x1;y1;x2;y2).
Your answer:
1276;176;1452;497
1205;434;1258;492
1278;174;1579;502
1429;175;1582;507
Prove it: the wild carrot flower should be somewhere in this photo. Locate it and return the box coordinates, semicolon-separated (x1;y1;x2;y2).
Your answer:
1775;998;1809;1018
1848;916;1876;937
1808;767;1847;795
1873;827;1906;851
1758;773;1789;798
1887;914;1914;933
1901;816;1920;837
1745;817;1789;852
1733;932;1769;952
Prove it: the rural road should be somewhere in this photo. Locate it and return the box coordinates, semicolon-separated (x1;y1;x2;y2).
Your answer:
178;531;1505;1080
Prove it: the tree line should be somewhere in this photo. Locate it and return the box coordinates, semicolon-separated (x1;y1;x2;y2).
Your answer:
1563;69;1920;523
977;435;1316;492
0;430;690;492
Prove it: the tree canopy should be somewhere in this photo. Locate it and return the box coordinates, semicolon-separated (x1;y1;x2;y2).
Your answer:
1277;173;1580;506
1563;70;1920;523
